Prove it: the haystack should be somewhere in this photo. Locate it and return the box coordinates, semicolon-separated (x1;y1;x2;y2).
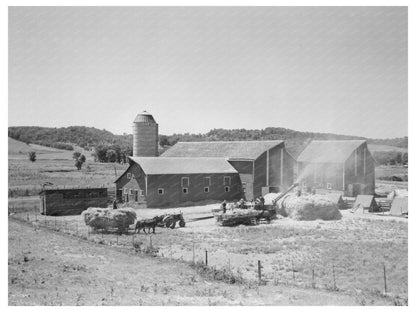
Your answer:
82;207;136;231
278;194;342;221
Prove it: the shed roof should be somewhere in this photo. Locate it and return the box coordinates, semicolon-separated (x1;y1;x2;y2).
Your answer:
297;140;367;163
352;195;377;210
128;157;238;175
326;193;344;205
390;197;408;216
160;140;284;160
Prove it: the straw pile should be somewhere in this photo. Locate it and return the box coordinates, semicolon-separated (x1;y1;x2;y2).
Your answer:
82;207;137;231
277;194;342;221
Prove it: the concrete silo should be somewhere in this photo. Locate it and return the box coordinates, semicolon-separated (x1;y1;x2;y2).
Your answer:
132;111;159;157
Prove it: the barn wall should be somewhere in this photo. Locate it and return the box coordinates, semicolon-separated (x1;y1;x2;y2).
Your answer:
253;152;267;198
42;188;108;216
228;160;254;200
115;164;147;203
344;144;375;195
146;173;243;208
297;162;343;191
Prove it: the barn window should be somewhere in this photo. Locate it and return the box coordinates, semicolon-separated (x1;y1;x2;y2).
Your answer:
204;177;211;186
181;177;189;187
242;182;246;193
182;187;189;194
327;183;332;190
140;190;144;196
124;188;128;194
224;186;230;192
134;190;138;201
204;186;210;193
130;189;134;195
158;188;164;195
127;173;132;179
224;176;231;185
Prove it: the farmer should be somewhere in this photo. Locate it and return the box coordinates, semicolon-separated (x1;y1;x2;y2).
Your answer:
221;200;227;213
113;199;118;209
259;196;265;208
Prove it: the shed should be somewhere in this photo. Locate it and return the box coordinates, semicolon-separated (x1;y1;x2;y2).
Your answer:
326;193;345;210
390;197;408;216
39;187;108;216
351;195;379;213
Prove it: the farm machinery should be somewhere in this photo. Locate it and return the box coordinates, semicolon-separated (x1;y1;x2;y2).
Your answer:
213;183;299;226
158;213;186;229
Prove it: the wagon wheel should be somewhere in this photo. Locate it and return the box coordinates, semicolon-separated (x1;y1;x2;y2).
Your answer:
179;220;185;227
170;221;176;229
165;219;172;228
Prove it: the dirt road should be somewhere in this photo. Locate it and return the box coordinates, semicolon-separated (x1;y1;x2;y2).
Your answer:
8;218;394;306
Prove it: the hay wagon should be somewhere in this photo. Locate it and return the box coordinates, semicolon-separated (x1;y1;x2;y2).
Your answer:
158;213;186;229
214;208;275;226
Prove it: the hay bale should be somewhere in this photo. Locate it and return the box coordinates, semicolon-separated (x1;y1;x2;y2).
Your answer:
264;193;282;205
278;194;342;221
82;207;137;231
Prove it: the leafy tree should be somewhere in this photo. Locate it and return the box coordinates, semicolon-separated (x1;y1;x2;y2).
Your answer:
28;151;36;162
106;149;117;163
73;151;81;159
74;153;86;170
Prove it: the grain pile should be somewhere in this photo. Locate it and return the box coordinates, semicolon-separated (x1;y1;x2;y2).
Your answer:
277;194;342;221
82;207;137;231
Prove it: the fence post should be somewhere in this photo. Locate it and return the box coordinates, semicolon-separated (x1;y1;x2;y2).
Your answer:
258;260;262;282
76;223;78;235
292;259;295;281
383;264;388;294
205;250;208;266
27;213;29;222
332;264;337;290
312;268;315;288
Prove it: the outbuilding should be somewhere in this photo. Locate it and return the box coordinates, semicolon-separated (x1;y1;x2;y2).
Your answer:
39;187;108;216
115;157;243;208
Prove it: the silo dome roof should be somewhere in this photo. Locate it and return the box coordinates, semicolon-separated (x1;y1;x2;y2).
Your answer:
133;111;157;123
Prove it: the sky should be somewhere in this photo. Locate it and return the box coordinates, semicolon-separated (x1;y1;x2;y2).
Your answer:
8;6;408;138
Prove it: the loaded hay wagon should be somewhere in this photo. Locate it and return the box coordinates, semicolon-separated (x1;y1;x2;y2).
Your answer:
213;184;299;226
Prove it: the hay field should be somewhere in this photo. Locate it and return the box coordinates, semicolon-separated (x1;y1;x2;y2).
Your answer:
8;142;126;197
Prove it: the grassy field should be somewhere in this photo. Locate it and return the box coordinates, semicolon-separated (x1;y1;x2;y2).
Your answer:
8;141;127;197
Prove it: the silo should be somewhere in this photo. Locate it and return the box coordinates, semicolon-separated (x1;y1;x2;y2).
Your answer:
132;111;159;157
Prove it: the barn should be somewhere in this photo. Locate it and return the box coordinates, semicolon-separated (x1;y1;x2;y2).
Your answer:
161;140;295;200
296;140;376;196
115;157;243;208
39;187;108;216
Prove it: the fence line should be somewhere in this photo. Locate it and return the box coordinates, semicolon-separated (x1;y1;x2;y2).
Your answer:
8;207;398;297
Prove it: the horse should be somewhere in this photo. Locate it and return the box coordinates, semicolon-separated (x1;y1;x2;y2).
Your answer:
135;215;164;234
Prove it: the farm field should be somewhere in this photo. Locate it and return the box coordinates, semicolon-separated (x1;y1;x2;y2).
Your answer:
8;140;408;305
9;218;396;306
9;204;408;305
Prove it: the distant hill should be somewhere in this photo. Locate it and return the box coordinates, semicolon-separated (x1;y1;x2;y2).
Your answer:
8;137;34;154
8;126;407;163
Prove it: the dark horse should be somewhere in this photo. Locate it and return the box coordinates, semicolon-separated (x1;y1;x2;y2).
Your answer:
135;215;164;234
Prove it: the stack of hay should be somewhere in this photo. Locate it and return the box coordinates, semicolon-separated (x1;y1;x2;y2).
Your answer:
277;194;342;221
82;207;137;231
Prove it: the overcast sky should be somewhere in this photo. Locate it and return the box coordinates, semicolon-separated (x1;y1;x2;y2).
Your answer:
8;6;407;138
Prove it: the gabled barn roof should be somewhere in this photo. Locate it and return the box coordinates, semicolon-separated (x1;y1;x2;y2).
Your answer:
160;140;284;160
297;140;367;163
326;193;344;205
128;157;238;175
